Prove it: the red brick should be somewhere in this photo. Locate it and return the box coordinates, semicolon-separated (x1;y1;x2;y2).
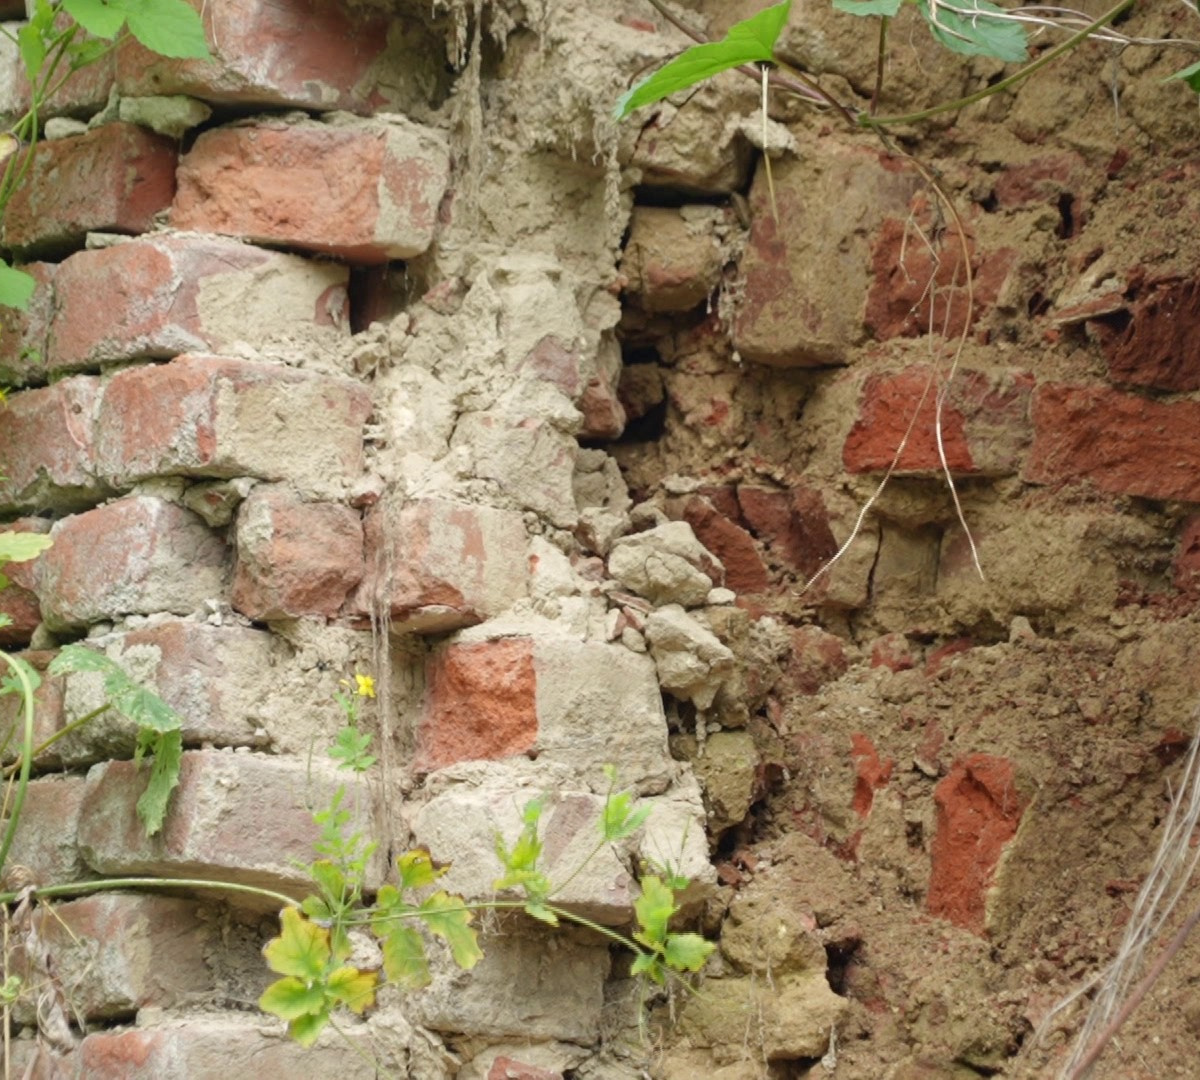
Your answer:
736;485;837;580
865;207;1016;340
682;495;769;594
94;354;370;496
47;234;348;375
786;625;849;695
0;376;103;512
520;336;625;440
991;152;1085;211
1175;515;1200;593
16;894;213;1022
359;497;529;634
232;488;363;621
6;29;116;120
0;519;51;646
172;117;449;263
850;733;893;818
1024;383;1200;502
869;632;916;672
3;123;177;257
842;366;1034;477
1098;277;1200;392
1;775;89;889
59;622;279;757
927;754;1026;934
417;638;538;771
0;261;56;387
35;497;227;632
116;0;401;112
78;750;382;893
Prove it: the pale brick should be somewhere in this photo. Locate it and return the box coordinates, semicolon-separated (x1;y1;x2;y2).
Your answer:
359;497;529;634
621;205;725;312
47;234;348;375
35;497;227;632
0;261;56;387
0;519;51;646
0;376;105;513
3;123;177;257
94;354;371;497
1;775;89;889
77;750;382;895
13;894;213;1022
172;116;450;263
232;487;364;621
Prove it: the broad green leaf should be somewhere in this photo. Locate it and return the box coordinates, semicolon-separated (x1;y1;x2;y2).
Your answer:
263;907;331;981
46;643;110;675
524;900;559;926
0;532;52;564
135;728;182;835
833;0;905;13
1166;59;1200;93
493;867;551;897
633;875;677;947
380;925;430;990
916;0;1027;63
67;37;111;71
300;895;333;922
259;975;325;1021
328;725;375;772
601;791;651;842
16;24;46;80
113;0;211;59
310;859;346;904
110;680;181;733
615;0;791;118
287;1010;329;1048
397;847;449;890
630;950;665;985
0;613;10;628
62;0;128;38
0;654;40;698
0;263;36;312
664;932;715;973
418;891;483;970
326;966;378;1014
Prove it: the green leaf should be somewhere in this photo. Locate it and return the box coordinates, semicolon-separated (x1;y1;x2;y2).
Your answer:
112;0;211;59
916;0;1027;63
300;895;333;922
68;37;114;71
397;847;449;891
664;932;715;973
310;859;346;904
62;0;128;38
259;975;326;1021
0;532;52;565
0;263;36;312
633;875;677;948
264;908;331;981
601;790;651;842
326;966;378;1014
287;1010;330;1048
418;891;483;970
1166;59;1200;93
833;0;905;13
630;950;665;985
135;729;182;836
0;655;40;698
328;725;376;772
17;24;47;80
523;900;559;926
49;644;184;735
379;924;431;990
615;0;791;118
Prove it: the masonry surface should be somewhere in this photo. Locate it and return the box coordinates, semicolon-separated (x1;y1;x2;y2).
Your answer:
1;1;1199;1079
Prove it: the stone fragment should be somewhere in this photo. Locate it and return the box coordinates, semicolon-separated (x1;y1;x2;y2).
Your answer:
608;522;723;608
670;730;759;833
621;206;725;312
644;604;735;711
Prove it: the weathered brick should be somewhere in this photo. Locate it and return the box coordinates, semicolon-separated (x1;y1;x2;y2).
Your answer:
47;234;348;375
786;625;849;695
3;123;177;257
0;375;104;513
417;634;671;791
232;487;363;621
359;497;529;634
116;0;404;112
1176;515;1200;593
1;775;89;889
172;116;450;263
77;750;382;894
0;261;56;387
621;205;725;312
1024;383;1200;502
14;894;213;1022
927;754;1027;934
734;145;920;366
94;353;370;497
1097;276;1200;392
0;649;64;767
519;336;625;441
842;366;1034;477
56;622;280;762
35;497;227;632
681;494;769;594
736;485;837;580
0;519;51;646
2;25;116;121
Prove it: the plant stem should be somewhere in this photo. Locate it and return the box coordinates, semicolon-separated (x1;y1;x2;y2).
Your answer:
1;704;111;778
0;876;300;909
0;655;36;877
871;15;890;116
864;0;1136;128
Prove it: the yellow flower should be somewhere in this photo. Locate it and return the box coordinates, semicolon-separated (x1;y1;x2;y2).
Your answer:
354;673;376;699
